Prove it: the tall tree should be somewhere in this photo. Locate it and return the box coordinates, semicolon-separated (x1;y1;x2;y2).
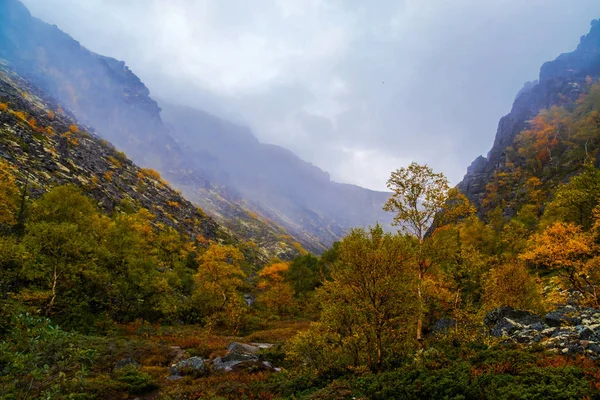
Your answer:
316;225;415;371
383;162;449;341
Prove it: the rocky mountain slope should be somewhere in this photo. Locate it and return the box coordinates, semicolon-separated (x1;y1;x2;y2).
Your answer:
0;60;284;265
459;20;600;214
0;0;393;254
161;102;392;251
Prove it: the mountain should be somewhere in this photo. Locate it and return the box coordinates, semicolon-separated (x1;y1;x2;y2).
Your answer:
0;0;393;255
459;19;600;216
0;61;218;241
161;102;392;252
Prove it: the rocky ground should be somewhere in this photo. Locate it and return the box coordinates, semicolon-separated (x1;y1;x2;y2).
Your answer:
484;306;600;356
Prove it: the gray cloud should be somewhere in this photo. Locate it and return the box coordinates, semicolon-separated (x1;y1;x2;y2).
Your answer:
21;0;600;190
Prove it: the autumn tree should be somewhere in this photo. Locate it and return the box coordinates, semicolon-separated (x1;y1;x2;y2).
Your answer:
0;160;19;229
483;263;543;313
542;164;600;229
192;244;247;332
521;221;599;306
102;209;178;322
23;186;106;320
383;162;449;341
314;225;415;371
287;254;322;297
257;262;295;316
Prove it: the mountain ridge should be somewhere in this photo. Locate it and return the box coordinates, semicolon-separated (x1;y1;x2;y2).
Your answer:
0;0;393;255
458;19;600;212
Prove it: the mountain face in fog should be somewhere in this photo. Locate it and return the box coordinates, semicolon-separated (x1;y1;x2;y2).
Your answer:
0;0;393;252
161;102;392;247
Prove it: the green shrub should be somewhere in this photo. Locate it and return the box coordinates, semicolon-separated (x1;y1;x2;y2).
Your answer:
115;365;158;395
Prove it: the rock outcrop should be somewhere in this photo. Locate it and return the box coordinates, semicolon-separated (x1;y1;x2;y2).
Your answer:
485;306;600;357
458;20;600;212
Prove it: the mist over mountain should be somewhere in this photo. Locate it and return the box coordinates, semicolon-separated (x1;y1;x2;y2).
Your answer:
0;0;393;254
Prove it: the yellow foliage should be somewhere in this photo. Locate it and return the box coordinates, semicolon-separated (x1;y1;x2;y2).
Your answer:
104;171;114;181
47;110;55;120
0;103;8;112
167;200;180;209
45;126;55;136
90;175;99;188
106;156;122;169
257;262;295;315
13;111;27;122
483;263;544;313
61;131;79;146
259;262;289;282
520;222;593;271
0;159;19;227
140;168;165;185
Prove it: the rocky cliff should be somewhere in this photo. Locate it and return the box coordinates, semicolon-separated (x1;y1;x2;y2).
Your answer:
459;20;600;211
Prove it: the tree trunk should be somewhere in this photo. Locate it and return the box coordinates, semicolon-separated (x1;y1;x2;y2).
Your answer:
416;271;423;342
376;331;383;372
47;264;58;315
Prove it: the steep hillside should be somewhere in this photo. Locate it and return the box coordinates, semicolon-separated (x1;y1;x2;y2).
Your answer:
459;20;600;216
0;0;393;254
0;61;291;266
0;0;307;258
162;102;392;251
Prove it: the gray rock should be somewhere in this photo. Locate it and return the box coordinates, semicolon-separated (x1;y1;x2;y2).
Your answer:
227;342;260;355
170;356;207;377
211;357;241;372
578;326;596;340
222;351;258;363
546;307;582;327
485;307;547;338
589;343;600;353
490;317;523;337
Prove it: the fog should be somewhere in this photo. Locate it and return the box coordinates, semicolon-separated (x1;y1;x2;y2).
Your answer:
21;0;600;190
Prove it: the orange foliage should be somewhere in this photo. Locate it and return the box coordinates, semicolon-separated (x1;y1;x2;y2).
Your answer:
13;111;27;122
140;168;164;183
167;201;180;209
520;222;593;271
104;171;114;182
0;103;8;112
520;107;567;164
68;124;79;133
47;110;55;120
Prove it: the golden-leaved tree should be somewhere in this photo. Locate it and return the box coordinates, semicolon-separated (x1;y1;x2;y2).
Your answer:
290;225;415;372
383;162;449;341
192;244;247;332
521;220;599;307
257;262;295;316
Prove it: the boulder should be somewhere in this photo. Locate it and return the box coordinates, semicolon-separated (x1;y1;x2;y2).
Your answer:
211;357;242;372
230;360;275;373
222;351;258;363
545;306;582;327
227;342;260;355
485;307;544;328
170;356;207;377
114;357;140;371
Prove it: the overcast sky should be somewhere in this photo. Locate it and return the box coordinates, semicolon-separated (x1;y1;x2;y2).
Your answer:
21;0;600;191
